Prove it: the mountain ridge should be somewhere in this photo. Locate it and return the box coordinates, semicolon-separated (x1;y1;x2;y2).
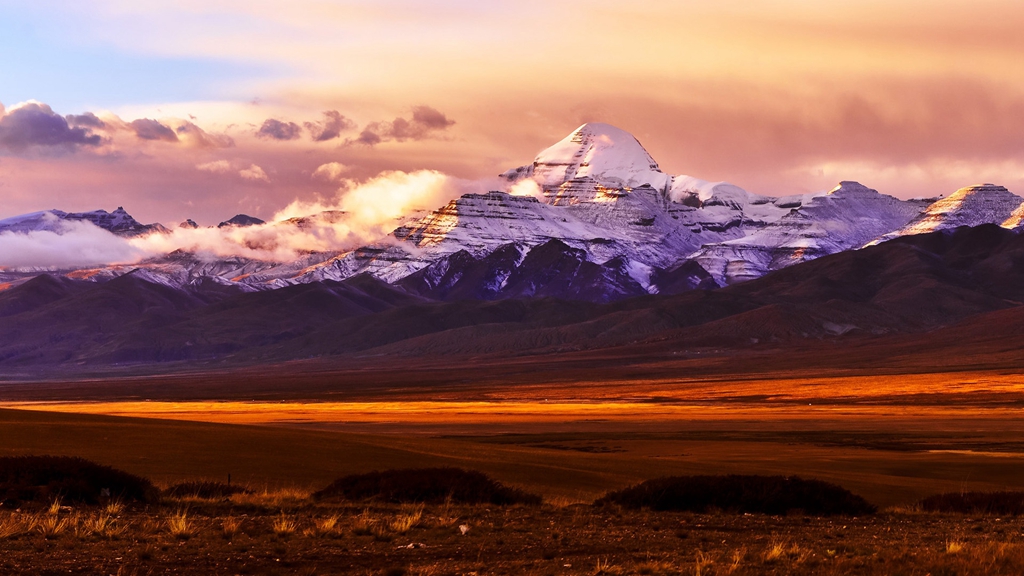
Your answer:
1;223;1023;369
2;123;1023;301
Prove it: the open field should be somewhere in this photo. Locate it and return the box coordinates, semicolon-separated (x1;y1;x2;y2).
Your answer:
5;366;1024;573
5;368;1024;507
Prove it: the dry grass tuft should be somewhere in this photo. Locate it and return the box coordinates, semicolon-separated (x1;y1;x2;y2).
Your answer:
388;504;424;534
37;512;74;539
886;503;923;515
762;537;807;564
221;516;242;540
350;508;409;539
594;557;621;575
104;500;125;515
352;509;377;536
272;514;297;537
229;487;310;509
80;512;125;539
547;495;587;508
727;548;745;573
165;481;251;500
694;550;715;576
431;498;459;528
0;513;36;539
166;510;195;540
303;515;339;538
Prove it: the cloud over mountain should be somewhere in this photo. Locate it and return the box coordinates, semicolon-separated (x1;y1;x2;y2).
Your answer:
0;220;143;269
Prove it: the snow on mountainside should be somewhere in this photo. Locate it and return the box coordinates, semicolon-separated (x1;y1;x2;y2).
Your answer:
3;123;1024;301
0;207;168;237
500;122;671;197
692;182;923;283
872;184;1024;243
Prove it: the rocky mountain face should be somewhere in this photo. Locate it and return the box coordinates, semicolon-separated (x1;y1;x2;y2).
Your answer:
0;207;168;237
873;184;1024;242
2;123;1023;302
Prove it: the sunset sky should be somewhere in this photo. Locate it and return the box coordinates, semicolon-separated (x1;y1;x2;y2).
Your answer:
2;0;1023;226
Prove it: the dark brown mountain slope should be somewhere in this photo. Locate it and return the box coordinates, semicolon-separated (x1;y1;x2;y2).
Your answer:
0;225;1021;369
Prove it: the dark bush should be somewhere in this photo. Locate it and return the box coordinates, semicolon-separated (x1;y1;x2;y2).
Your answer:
595;475;875;516
0;455;158;506
313;467;542;505
164;481;252;499
920;491;1024;515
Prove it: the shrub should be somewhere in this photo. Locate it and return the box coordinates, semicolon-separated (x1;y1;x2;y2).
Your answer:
0;456;158;507
920;491;1024;515
164;481;252;499
594;475;875;516
312;467;541;505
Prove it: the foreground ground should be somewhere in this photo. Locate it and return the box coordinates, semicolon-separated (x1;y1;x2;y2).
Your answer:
3;365;1024;572
3;498;1024;575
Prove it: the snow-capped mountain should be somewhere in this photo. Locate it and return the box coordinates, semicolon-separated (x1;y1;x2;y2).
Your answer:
872;184;1024;243
2;123;1023;301
0;207;168;237
692;182;923;283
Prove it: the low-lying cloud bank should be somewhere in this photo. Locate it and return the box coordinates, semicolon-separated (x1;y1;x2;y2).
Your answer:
0;220;145;269
0;169;476;270
133;169;464;262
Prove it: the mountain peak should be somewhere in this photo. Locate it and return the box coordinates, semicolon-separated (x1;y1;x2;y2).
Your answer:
218;214;266;228
500;122;670;194
826;181;880;196
887;183;1022;237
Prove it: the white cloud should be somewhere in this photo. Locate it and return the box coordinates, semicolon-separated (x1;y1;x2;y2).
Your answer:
239;164;269;182
129;169;464;262
311;162;349;182
508;178;543;199
0;169;477;269
196;159;233;173
0;221;143;269
198;160;270;182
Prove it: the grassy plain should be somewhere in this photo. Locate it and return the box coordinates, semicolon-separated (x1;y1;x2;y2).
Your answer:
4;368;1024;507
4;367;1024;573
